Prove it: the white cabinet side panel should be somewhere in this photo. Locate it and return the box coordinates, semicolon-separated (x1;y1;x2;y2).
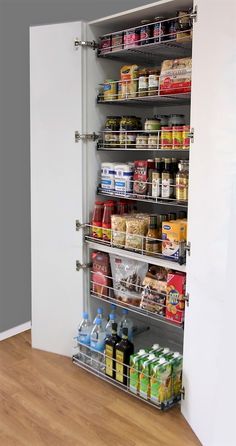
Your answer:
182;2;236;445
30;22;84;357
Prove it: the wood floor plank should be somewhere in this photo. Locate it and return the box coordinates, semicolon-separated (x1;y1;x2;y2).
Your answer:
0;331;201;446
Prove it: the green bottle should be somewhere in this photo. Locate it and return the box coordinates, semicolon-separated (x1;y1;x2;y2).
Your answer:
115;327;134;385
105;322;121;379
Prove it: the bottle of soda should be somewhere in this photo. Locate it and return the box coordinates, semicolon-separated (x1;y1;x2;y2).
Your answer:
105;322;121;379
115;327;134;385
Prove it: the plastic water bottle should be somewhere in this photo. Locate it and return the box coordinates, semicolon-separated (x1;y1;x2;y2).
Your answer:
105;313;117;337
118;308;134;341
77;312;92;364
90;318;106;371
109;303;121;325
93;307;106;330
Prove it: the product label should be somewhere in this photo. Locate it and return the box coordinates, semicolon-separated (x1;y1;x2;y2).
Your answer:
116;349;124;382
102;227;112;241
138;76;148;90
90;335;105;352
161;176;173;198
148;75;158;89
105;345;114;377
101;178;114;190
152;176;161;198
78;331;90;345
92;225;103;239
129;365;139;393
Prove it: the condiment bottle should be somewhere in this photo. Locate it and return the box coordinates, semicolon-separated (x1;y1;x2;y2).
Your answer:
91;201;104;239
161;158;174;199
152;158;163;198
145;215;159;254
176;160;189;201
148;68;159;96
138;68;148;97
115;327;134;385
102;202;115;241
117;199;128;215
105;322;121;379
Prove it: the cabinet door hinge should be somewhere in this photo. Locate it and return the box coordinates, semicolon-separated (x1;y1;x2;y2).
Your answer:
189;127;194;143
76;261;91;272
183;293;190;307
75;220;87;231
75;131;99;143
74;39;98;50
190;5;198;23
186;242;191;256
180;386;185;400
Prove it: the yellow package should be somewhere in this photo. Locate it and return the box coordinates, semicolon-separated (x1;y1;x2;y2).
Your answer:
162;221;186;260
171;219;188;241
120;65;138;99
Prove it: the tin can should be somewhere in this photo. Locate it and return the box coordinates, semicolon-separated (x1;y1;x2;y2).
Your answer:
103;80;117;101
99;35;111;53
172;126;183;149
153;17;168;42
148;134;159;149
124;28;140;48
140;20;153;45
111;32;123;51
182;125;190;149
161;126;172;149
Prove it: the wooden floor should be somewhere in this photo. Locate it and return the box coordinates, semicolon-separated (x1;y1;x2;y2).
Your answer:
0;331;201;446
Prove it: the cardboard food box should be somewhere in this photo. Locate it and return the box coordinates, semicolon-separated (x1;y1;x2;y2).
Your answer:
166;272;186;324
159;57;192;95
162;221;186;260
92;251;111;298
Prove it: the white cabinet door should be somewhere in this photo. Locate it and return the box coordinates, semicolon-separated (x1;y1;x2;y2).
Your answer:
30;21;86;356
182;1;236;445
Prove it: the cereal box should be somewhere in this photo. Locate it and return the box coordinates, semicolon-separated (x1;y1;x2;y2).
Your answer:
162;221;186;260
166;272;186;324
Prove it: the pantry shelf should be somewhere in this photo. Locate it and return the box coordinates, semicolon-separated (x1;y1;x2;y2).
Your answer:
97;188;188;209
97;147;190;154
97;92;191;107
85;238;186;272
72;354;181;411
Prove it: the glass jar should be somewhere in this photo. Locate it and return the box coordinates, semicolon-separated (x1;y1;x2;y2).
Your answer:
91;201;104;239
120;116;138;148
138;68;148;97
168;114;185;126
148;134;159;149
144;118;161;131
148;68;159;96
136;133;148;148
176;160;189;201
104;116;121;148
140;19;153;45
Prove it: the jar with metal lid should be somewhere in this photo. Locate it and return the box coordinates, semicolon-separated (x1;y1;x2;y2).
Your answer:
140;19;153;45
138;68;148;97
120;116;138;148
176;160;189;201
144;118;161;131
148;68;159;96
148;134;159;149
136;133;148;149
104;116;121;148
168;114;185;127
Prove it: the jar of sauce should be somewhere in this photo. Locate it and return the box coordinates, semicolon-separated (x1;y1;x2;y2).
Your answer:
148;68;159;96
144;118;161;131
120;116;138;148
136;133;148;148
138;68;148;97
91;201;104;239
102;202;115;241
104;116;121;148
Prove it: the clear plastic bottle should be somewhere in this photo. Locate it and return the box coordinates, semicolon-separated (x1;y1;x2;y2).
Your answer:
118;309;134;341
90;317;106;371
93;307;106;330
77;312;92;364
109;304;121;325
105;313;117;337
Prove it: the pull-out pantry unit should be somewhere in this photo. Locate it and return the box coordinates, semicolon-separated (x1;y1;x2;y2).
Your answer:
30;1;236;445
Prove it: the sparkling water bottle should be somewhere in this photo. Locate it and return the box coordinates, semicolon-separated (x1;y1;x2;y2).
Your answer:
93;307;106;330
118;308;134;341
90;318;106;371
77;312;92;364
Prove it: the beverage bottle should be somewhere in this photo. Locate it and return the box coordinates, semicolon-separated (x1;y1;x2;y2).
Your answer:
93;307;106;330
161;158;174;198
102;202;114;242
104;322;121;379
109;304;121;325
77;312;92;364
90;318;106;371
115;327;134;385
145;215;159;255
118;308;134;341
105;313;117;337
91;201;104;239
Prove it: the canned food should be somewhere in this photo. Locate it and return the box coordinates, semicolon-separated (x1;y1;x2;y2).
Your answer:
182;125;190;149
124;28;140;48
99;35;111;53
140;19;153;45
161;126;172;149
172;126;183;149
103;80;117;101
136;134;148;148
111;32;123;51
153;17;168;42
104;116;121;148
148;134;159;149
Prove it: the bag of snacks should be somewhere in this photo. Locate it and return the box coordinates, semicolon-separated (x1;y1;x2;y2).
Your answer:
125;215;148;251
159;57;192;95
110;254;148;306
140;265;169;316
111;214;126;248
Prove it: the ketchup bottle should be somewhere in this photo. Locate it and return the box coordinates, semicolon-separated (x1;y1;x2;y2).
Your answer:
91;201;104;239
102;202;114;242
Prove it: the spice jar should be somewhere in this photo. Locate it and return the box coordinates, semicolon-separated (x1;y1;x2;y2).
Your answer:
138;68;148;97
176;160;189;201
148;68;159;96
144;118;161;131
140;19;153;45
148;134;159;149
104;116;121;148
136;133;148;149
103;79;117;101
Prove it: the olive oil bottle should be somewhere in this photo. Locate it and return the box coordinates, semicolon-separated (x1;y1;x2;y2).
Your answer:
115;327;134;385
105;322;121;379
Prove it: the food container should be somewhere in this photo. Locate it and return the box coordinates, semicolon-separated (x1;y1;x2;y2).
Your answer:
104;116;121;148
153;16;168;42
159;57;192;95
172;126;183;149
168;114;185;126
101;162;116;191
103;79;117;101
120;116;139;147
160;126;172;149
120;65;139;99
136;134;148;148
114;163;134;195
182;125;190;149
148;68;159;96
140;19;153;45
138;68;148;97
144;118;161;131
125;216;148;251
99;35;111;53
111;214;127;247
148;134;159;149
111;32;123;51
124;28;140;48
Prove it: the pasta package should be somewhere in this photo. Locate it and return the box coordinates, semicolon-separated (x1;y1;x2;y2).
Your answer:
140;266;168;316
110;254;148;306
159;57;192;95
111;214;126;247
120;65;139;99
125;216;148;251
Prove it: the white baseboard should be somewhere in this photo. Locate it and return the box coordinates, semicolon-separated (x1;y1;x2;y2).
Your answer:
0;321;31;341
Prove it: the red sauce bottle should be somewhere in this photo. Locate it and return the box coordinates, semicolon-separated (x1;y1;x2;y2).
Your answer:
91;201;104;239
102;202;114;242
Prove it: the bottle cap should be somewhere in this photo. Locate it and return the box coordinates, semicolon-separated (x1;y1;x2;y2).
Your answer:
151;344;160;350
83;312;88;319
173;352;181;358
163;348;170;354
122;327;128;337
97;307;103;314
95;318;101;325
138;349;146;355
148;354;156;360
109;313;116;320
111;322;117;332
159;357;166;365
122;308;128;315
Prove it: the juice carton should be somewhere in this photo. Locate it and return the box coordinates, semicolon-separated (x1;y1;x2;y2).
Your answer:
150;358;172;405
166;272;186;324
162;221;186;260
148;344;165;357
139;354;157;400
171;352;183;399
129;349;149;394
